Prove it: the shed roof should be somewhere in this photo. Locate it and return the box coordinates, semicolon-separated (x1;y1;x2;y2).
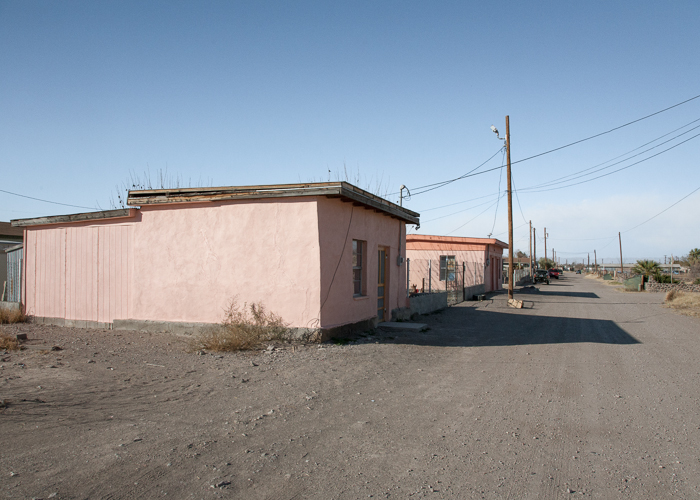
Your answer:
406;234;508;249
0;221;24;239
11;183;420;227
127;182;420;224
12;209;137;228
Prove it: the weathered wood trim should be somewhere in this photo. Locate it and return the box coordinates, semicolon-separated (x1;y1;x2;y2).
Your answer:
12;209;137;227
127;181;420;225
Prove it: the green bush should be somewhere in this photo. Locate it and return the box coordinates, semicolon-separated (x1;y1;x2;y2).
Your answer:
694;278;700;285
653;273;672;283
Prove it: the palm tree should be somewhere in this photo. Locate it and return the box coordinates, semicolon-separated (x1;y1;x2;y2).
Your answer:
631;259;661;277
689;248;700;264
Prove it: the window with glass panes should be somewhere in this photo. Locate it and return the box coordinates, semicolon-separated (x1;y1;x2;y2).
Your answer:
352;240;364;296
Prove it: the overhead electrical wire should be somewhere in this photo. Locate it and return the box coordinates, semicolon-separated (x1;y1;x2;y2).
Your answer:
521;131;700;194
445;196;503;235
387;147;505;198
510;93;700;166
489;149;506;235
521;123;700;192
399;93;700;202
0;188;99;211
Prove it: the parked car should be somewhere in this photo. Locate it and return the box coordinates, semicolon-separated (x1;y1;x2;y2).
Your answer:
548;269;560;279
576;270;582;274
534;269;550;284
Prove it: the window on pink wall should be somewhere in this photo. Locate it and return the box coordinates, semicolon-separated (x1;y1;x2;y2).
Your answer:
353;240;366;296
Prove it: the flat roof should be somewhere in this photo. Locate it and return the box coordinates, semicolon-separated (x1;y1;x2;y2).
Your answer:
127;181;420;225
12;209;137;227
0;221;24;238
11;182;420;227
406;234;508;249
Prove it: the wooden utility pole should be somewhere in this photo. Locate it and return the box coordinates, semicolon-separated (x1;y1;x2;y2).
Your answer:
618;232;624;274
529;220;532;277
544;227;547;270
506;116;514;301
594;250;598;273
588;253;590;271
533;228;537;269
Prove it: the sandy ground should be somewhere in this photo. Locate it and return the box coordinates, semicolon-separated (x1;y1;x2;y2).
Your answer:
2;274;700;499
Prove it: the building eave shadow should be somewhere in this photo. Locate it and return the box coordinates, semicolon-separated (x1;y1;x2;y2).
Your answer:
385;308;640;347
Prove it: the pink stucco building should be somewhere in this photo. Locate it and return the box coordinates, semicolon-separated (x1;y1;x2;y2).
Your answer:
406;234;507;294
12;183;419;339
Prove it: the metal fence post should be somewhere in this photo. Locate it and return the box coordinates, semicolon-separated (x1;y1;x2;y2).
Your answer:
428;259;432;294
406;258;410;298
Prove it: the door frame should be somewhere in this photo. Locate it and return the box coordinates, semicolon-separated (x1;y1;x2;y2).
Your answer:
377;246;389;321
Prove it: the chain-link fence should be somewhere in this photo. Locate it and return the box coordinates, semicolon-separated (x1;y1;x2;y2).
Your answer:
407;258;484;306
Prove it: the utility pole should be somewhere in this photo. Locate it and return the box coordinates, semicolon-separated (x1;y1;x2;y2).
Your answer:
618;232;624;274
588;253;590;272
505;116;514;302
544;227;548;270
670;254;673;284
594;250;597;273
529;220;532;277
533;228;537;269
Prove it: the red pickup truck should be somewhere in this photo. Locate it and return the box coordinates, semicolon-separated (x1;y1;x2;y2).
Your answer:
548;269;561;279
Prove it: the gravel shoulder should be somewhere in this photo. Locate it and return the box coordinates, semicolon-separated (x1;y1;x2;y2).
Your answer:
2;274;700;499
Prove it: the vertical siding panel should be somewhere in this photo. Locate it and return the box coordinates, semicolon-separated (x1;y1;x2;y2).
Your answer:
110;226;117;322
38;231;45;317
25;231;34;315
99;227;106;324
90;228;96;323
60;229;66;321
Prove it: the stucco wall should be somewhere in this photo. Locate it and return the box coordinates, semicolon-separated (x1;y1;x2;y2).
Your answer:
316;197;408;329
23;199;323;328
131;199;322;328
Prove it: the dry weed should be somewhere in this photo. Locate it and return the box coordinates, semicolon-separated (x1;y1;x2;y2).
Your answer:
189;299;290;352
663;291;700;318
0;332;19;350
0;308;27;325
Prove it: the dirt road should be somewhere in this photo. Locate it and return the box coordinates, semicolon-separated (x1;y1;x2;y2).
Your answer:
2;274;700;499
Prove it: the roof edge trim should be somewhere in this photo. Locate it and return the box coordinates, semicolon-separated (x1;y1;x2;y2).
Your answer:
12;209;137;227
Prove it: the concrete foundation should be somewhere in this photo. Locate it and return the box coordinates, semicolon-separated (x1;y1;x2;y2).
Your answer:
409;292;448;315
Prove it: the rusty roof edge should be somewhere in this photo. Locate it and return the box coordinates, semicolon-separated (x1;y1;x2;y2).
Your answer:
406;234;508;248
127;182;420;224
11;208;137;227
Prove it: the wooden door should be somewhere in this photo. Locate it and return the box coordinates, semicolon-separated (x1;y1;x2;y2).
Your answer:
377;247;387;321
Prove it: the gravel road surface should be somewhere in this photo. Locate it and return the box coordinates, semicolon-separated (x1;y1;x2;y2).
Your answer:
1;274;699;499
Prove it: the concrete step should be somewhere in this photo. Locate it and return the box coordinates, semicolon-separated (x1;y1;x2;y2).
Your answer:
377;322;428;332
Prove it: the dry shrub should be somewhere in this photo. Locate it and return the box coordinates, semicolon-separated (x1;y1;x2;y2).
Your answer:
190;299;289;352
0;332;19;350
0;308;27;325
663;291;700;318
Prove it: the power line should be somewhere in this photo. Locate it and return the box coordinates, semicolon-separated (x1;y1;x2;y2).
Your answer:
522;122;700;192
622;184;700;234
489;150;506;234
510;171;528;225
445;197;502;235
511;93;700;166
0;188;99;211
521;131;700;194
421;195;501;223
389;147;504;198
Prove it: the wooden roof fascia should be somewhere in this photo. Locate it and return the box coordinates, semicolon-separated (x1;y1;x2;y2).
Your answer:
127;182;420;225
12;208;137;227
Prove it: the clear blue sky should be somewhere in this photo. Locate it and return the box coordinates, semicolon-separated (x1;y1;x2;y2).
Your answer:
1;1;698;262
